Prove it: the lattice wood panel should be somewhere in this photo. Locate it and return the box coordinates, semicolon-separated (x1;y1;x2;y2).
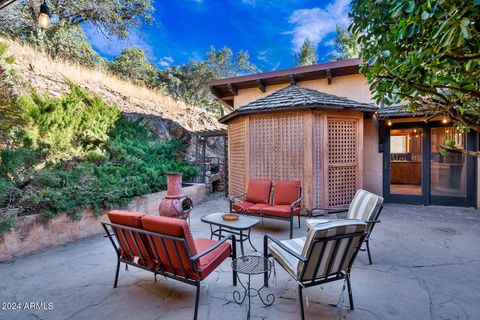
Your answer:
328;166;357;206
228;118;247;197
327;119;358;207
312;113;323;207
250;114;305;184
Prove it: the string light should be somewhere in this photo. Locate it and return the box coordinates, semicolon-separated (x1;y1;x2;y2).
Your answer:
38;1;51;29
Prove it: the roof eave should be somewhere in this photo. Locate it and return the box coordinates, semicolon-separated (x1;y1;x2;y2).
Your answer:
219;104;378;124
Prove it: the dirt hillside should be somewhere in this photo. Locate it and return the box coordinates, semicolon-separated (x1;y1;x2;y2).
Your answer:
2;38;224;133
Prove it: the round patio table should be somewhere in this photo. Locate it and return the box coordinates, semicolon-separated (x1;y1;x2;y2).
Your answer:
231;255;274;319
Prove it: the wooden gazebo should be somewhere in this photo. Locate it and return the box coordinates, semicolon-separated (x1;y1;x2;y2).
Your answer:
218;85;378;210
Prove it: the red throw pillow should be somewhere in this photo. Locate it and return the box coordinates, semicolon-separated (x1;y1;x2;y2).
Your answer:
273;181;301;205
245;179;272;204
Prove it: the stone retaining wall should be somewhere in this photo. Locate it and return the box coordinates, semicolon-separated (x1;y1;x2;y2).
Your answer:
0;183;206;262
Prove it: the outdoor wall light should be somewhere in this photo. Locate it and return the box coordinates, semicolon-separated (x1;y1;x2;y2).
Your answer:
387;120;392;126
442;117;448;124
38;0;51;29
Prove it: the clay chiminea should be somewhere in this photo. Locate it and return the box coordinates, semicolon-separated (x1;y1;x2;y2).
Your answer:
159;172;193;219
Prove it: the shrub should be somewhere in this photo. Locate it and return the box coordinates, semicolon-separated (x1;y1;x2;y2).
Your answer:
0;86;197;228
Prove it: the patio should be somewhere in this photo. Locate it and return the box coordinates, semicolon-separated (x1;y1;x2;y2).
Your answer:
1;196;479;320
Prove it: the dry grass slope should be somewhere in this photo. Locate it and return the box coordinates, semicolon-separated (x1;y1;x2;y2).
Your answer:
2;38;224;132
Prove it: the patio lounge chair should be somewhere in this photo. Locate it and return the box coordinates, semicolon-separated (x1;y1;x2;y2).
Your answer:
230;180;303;239
307;189;383;264
264;220;367;320
102;210;236;320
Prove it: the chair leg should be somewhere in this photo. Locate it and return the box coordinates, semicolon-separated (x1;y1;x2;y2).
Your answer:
113;259;120;288
298;285;305;320
194;283;200;320
232;237;237;286
298;214;301;228
366;240;373;265
290;218;293;239
263;238;269;287
346;273;354;310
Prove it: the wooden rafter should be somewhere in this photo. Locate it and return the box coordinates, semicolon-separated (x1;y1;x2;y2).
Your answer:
256;79;266;92
326;69;332;85
289;74;296;86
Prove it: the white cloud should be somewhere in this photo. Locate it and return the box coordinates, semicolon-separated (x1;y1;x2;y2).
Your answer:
256;50;269;62
159;56;174;67
287;0;350;51
84;24;155;59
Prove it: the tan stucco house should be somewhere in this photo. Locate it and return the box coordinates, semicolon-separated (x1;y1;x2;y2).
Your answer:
210;58;479;209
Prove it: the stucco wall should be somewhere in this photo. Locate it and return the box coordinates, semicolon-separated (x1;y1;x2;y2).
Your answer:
234;74;373;109
363;118;383;196
0;184;206;262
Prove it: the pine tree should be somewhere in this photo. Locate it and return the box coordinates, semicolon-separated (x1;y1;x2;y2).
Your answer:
294;39;318;66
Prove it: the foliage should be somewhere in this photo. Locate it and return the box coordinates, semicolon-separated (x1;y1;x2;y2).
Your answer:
0;0;153;39
350;0;480;132
0;41;18;98
158;61;217;113
0;86;196;229
205;46;258;78
16;85;120;162
159;46;259;116
331;24;361;61
109;47;156;87
31;22;107;68
294;38;318;66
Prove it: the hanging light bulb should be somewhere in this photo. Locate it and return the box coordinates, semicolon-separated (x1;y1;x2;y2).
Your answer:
442;117;448;124
387;120;392;126
38;0;51;29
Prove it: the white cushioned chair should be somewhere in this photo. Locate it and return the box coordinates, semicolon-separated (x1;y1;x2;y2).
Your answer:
264;220;367;320
307;189;383;264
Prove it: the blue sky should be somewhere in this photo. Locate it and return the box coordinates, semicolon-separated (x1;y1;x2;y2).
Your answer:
86;0;351;72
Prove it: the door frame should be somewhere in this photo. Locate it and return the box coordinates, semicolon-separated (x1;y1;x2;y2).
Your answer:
383;121;477;207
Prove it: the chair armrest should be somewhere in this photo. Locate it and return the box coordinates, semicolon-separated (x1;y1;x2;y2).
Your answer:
365;219;381;224
264;234;307;262
290;194;304;210
190;234;235;262
229;193;247;203
310;207;349;215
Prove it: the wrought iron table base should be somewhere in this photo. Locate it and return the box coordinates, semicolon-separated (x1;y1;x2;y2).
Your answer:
210;225;257;256
233;271;274;319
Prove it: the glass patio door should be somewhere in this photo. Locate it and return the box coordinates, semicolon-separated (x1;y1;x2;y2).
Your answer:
385;127;425;204
384;123;477;206
430;126;475;206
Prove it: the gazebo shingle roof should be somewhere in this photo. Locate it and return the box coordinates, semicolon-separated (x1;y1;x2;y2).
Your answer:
219;85;378;123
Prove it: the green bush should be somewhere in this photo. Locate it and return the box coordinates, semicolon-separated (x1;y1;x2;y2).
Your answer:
0;86;197;228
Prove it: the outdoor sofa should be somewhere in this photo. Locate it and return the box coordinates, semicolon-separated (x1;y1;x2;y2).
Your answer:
230;179;303;239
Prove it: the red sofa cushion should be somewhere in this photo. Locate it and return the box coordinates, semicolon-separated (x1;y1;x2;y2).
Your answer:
194;238;231;280
107;210;150;261
141;215;198;279
245;180;272;204
262;205;301;218
232;201;255;213
273;181;301;205
245;203;270;214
